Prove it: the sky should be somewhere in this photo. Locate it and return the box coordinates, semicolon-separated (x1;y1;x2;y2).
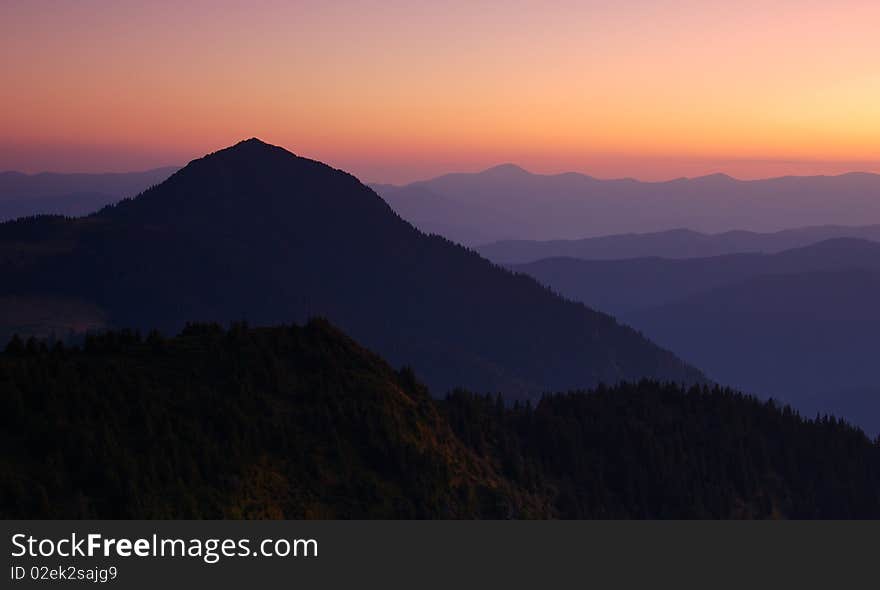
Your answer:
2;0;879;183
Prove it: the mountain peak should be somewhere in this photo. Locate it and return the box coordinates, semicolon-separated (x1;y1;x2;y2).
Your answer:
177;138;303;170
98;138;384;227
692;172;736;183
232;137;272;149
480;163;530;176
211;137;292;158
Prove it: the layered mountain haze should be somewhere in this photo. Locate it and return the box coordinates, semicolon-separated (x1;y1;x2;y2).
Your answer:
508;239;880;434
0;139;701;397
511;238;880;315
629;269;880;425
0;167;178;221
480;225;880;264
374;167;880;246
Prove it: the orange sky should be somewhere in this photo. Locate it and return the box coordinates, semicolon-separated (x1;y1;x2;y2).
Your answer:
2;0;879;183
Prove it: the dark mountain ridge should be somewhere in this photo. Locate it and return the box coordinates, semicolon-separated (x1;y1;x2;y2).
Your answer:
0;139;701;397
0;320;548;518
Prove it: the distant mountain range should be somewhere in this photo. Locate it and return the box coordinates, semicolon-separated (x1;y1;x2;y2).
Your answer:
0;167;178;221
509;239;880;434
0;139;700;397
372;165;880;246
511;238;880;314
9;164;880;253
479;225;880;264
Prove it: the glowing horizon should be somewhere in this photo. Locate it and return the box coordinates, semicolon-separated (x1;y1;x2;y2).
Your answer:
3;0;879;183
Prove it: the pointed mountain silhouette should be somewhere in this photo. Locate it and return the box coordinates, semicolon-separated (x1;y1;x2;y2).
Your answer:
0;139;702;396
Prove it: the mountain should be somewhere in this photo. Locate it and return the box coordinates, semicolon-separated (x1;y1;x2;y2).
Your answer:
510;238;880;315
373;167;880;246
0;167;178;222
479;225;880;264
0;320;549;518
0;139;701;397
628;269;880;432
4;321;880;519
627;270;880;401
508;239;880;432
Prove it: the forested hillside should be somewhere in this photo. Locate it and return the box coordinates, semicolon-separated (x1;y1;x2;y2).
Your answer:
2;321;878;519
0;320;548;518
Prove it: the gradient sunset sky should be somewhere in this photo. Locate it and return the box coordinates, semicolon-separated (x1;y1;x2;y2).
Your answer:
2;0;879;183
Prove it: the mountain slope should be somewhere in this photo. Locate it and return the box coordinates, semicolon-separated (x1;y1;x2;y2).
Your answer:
801;387;880;439
479;225;880;264
374;167;880;245
372;183;519;245
0;320;548;518
445;383;880;518
4;321;880;519
0;139;701;396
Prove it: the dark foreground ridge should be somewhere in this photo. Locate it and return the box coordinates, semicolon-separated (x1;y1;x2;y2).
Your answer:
2;321;878;519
